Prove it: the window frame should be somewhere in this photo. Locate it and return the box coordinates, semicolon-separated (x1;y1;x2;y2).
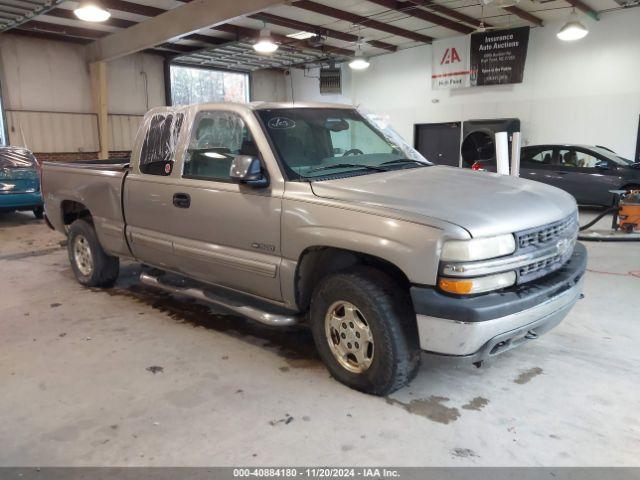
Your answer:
521;146;556;169
555;147;607;171
167;62;251;107
181;109;261;184
139;112;184;176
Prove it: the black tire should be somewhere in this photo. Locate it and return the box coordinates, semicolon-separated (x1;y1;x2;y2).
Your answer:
309;267;420;395
67;219;119;287
33;206;44;219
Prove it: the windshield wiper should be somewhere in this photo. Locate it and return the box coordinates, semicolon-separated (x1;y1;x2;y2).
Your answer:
305;163;388;175
380;159;429;167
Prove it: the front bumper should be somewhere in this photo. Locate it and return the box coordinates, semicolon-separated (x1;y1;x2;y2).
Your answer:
411;242;587;361
0;192;43;210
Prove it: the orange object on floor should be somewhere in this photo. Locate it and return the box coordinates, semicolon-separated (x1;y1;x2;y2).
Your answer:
618;190;640;233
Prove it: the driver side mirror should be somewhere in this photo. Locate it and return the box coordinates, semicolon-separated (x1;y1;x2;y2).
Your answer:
230;155;268;187
594;160;610;170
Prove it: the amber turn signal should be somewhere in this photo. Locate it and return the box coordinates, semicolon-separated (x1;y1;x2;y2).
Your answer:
438;278;473;294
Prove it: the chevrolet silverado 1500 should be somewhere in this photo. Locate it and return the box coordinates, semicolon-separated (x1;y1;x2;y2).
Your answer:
42;102;586;395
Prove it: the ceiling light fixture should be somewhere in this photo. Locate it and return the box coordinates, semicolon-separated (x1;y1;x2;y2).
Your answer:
348;40;370;71
286;31;316;40
74;0;111;22
253;28;279;54
557;10;589;41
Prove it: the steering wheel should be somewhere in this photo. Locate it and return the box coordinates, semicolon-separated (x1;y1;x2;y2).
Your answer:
342;148;364;156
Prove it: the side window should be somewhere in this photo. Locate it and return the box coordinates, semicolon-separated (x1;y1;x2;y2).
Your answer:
183;111;257;182
558;149;603;169
522;148;554;166
139;113;184;176
329;119;394;155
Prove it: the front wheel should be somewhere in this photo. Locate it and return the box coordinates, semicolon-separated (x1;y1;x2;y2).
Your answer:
67;220;119;287
310;267;420;395
33;206;44;219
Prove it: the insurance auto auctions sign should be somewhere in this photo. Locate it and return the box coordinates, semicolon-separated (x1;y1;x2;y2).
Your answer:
431;27;530;89
431;35;471;90
470;27;530;86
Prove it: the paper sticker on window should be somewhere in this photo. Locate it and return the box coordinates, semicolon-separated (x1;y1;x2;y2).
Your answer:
268;117;296;129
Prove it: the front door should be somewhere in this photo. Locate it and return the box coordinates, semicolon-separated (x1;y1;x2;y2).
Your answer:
556;147;622;205
164;110;283;301
124;111;185;271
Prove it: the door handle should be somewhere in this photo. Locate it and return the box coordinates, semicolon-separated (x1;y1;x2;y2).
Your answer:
173;193;191;208
554;171;569;175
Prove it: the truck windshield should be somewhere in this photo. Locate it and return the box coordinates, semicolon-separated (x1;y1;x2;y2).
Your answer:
256;108;431;180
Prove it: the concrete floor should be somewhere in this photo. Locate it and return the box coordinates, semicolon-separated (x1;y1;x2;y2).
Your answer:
1;210;639;467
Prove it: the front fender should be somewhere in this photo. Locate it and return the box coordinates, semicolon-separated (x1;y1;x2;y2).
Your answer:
282;198;467;288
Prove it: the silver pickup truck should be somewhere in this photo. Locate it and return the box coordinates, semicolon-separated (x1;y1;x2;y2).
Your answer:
42;102;586;395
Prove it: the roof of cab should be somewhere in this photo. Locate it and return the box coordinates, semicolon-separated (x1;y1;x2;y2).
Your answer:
142;101;355;120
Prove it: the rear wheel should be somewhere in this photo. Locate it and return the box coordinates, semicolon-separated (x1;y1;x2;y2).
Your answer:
67;220;119;287
310;267;420;395
33;206;44;219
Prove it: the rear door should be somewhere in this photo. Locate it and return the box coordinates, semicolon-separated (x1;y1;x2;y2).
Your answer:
163;109;283;301
519;146;563;187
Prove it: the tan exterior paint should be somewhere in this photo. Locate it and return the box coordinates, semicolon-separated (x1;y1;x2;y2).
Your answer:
42;102;577;312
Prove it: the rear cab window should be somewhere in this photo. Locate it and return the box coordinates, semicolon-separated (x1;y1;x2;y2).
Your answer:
139;113;184;176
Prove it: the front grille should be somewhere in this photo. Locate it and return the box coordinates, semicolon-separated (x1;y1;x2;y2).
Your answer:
515;213;578;283
517;214;577;249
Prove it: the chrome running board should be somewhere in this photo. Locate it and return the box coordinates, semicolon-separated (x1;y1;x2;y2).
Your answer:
139;272;300;327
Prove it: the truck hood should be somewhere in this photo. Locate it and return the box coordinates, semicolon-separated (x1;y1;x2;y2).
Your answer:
310;166;577;238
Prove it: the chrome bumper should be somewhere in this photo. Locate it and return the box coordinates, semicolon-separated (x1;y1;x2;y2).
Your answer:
416;277;583;359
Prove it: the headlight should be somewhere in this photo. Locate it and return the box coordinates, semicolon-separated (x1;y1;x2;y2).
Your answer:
441;234;516;262
438;271;516;295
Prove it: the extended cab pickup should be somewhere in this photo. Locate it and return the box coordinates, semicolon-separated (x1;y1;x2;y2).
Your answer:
42;102;586;395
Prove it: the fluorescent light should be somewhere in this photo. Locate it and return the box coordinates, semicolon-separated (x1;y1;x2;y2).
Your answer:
286;31;315;40
557;12;589;41
253;29;278;54
74;1;111;22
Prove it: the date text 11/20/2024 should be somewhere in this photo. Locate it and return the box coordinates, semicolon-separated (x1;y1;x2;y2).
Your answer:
233;468;400;478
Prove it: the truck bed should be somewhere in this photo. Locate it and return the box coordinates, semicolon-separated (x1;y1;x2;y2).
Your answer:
43;158;130;170
42;160;131;258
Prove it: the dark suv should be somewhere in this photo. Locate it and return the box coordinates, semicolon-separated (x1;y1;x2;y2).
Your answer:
470;145;640;206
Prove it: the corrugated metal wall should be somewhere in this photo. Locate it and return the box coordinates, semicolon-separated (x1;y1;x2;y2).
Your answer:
6;110;142;153
109;114;143;151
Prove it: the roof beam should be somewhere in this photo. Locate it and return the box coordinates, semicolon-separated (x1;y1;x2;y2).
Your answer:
99;0;166;17
405;0;490;28
86;0;283;62
292;0;433;43
565;0;599;20
11;28;92;44
45;7;137;28
367;0;474;34
249;11;397;51
18;20;107;39
212;23;354;57
44;8;228;47
502;6;544;26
